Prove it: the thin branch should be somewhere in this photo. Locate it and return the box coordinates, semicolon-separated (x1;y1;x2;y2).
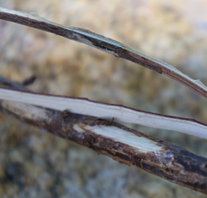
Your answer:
1;7;207;195
0;86;207;139
0;77;207;194
0;7;207;99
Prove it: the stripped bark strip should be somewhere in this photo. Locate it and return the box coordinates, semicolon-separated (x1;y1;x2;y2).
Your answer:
0;94;207;194
0;7;207;98
0;87;207;139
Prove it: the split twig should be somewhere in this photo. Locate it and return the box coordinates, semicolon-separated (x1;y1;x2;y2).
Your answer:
0;7;207;98
0;7;207;195
1;7;207;139
0;87;207;139
0;76;207;194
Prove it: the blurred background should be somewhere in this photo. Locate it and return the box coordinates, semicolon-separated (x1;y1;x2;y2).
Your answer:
0;0;207;197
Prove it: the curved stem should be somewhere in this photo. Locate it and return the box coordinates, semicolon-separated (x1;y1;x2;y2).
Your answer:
0;7;207;98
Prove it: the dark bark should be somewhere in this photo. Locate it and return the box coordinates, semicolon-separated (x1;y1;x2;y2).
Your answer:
0;76;207;194
0;7;207;98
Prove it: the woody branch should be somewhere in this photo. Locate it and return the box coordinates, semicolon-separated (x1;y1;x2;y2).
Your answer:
0;76;207;194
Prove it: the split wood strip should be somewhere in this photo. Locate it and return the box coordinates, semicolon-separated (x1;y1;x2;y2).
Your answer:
0;87;207;140
0;7;207;99
0;77;207;194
